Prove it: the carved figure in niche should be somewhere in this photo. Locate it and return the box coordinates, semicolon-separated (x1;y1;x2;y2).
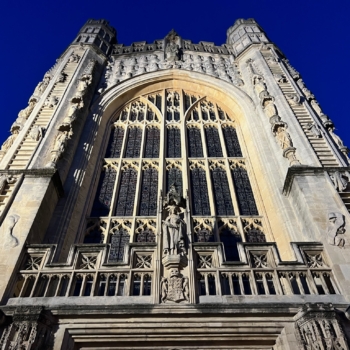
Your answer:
263;98;278;118
192;55;203;72
162;205;185;256
327;212;346;247
0;175;16;195
276;126;293;150
160;268;189;303
33;74;51;97
46;129;73;167
3;214;20;248
75;76;91;100
29;125;44;141
17;98;37;119
330;171;350;192
285;93;301;106
44;95;59;108
68;52;80;63
253;75;266;95
306;122;322;138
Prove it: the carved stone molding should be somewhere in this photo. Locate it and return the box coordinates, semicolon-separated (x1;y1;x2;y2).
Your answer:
294;303;349;350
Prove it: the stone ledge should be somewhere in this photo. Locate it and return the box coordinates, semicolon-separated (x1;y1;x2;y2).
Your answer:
282;166;350;196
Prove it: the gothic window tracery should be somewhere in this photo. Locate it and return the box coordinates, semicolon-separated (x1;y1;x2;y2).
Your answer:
205;126;223;157
222;125;242;157
106;126;124;158
125;127;142;158
188;127;203;158
167;127;181;158
190;165;210;216
144;126;160;158
211;167;234;215
115;167;137;216
139;165;158;216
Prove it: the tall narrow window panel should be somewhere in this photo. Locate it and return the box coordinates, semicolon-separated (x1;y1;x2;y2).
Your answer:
108;230;130;262
125;127;142;158
231;167;258;215
166;168;183;195
167;128;181;158
205;127;223;157
144;127;160;158
211;168;234;215
220;228;242;261
223;126;242;157
91;167;116;217
115;169;137;216
188;127;203;158
190;168;210;216
139;168;158;216
106;126;124;158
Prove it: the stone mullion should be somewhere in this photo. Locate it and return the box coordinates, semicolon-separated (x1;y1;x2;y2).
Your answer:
79;274;87;296
306;270;318;295
104;274;110;296
319;273;330;294
250;272;258;295
238;273;245;295
132;160;143;217
108;162;121;221
215;270;221;296
29;273;40;298
117;124;128;160
18;275;28;297
115;274;120;296
54;275;63;297
226;272;233;295
66;271;75;297
204;160;216;217
262;272;269;295
226;160;240;217
91;271;98;297
273;270;284;295
296;272;305;294
204;273;209;296
140;273;145;296
43;275;52;297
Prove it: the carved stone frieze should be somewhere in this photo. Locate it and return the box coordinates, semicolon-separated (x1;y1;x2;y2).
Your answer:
294;303;349;350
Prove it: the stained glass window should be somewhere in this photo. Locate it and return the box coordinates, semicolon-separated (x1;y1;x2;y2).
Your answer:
91;167;116;217
167;128;181;158
211;168;234;215
188;127;203;158
205;127;223;157
190;167;210;215
125;127;142;158
144;127;160;158
220;228;242;261
115;168;137;216
139;168;158;216
108;230;130;262
166;168;182;195
223;126;242;157
105;126;124;158
231;167;258;215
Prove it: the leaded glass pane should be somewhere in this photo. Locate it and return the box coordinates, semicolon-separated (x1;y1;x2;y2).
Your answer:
91;167;116;217
223;126;242;157
167;128;181;158
155;95;162;111
190;168;210;215
115;169;137;216
205;127;222;157
188;127;203;157
220;228;241;261
166;168;183;195
125;127;142;158
211;168;234;215
108;230;130;262
139;168;158;216
144;127;160;158
105;126;124;158
231;167;258;215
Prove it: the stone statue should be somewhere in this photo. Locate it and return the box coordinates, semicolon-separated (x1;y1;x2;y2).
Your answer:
32;74;51;98
44;95;59;108
328;127;346;148
17;99;37;119
330;171;350;192
46;130;72;167
68;52;80;63
162;205;185;255
165;40;180;62
0;130;19;154
29;125;44;141
327;212;346;247
0;175;16;194
56;72;67;83
4;214;20;248
306;122;322;138
276;126;293;150
263;99;278;118
160;268;189;303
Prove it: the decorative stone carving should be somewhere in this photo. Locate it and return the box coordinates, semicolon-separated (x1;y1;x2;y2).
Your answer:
306;122;322;138
0;130;19;161
251;253;268;268
0;306;54;350
68;52;80;63
165;29;181;62
44;95;59;108
327;212;346;247
330;171;350;192
46;129;73;168
296;79;314;100
32;73;51;99
304;252;326;268
294;303;349;350
29;125;45;141
282;58;300;79
0;174;17;195
56;72;67;83
18;98;37;119
4;214;20;248
273;73;287;83
327;126;350;161
161;268;189;303
286;93;301;106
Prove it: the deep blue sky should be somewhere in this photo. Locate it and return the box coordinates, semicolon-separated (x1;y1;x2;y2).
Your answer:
1;0;350;149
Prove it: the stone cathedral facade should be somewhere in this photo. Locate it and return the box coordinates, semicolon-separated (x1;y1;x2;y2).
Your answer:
0;17;350;349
